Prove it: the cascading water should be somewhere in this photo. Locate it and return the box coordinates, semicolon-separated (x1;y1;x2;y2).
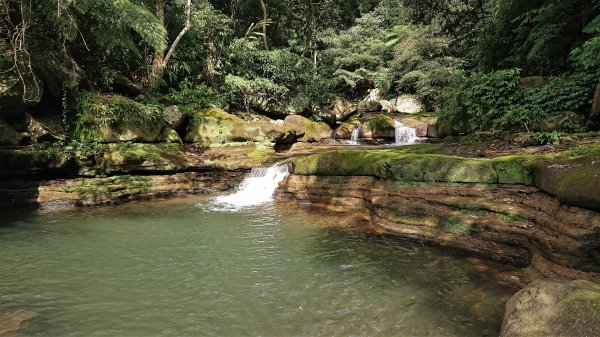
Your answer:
394;120;418;145
349;127;360;145
209;164;289;210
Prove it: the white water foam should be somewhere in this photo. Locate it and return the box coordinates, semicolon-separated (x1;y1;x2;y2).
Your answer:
394;120;418;145
206;164;290;211
349;127;360;145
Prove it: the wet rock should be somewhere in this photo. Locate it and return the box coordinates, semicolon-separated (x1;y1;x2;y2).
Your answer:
415;125;428;137
361;114;395;139
0;307;38;335
500;279;600;337
336;116;361;139
283;115;332;143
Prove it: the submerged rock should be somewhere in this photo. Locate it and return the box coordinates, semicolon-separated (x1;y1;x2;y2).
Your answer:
500;279;600;337
0;307;38;336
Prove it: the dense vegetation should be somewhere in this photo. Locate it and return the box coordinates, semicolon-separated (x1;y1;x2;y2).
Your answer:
1;0;599;137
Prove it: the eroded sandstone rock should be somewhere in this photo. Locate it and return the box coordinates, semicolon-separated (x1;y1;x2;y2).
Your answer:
500;279;600;337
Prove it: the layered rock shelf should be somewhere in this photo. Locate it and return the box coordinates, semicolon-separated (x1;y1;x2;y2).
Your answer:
277;149;600;283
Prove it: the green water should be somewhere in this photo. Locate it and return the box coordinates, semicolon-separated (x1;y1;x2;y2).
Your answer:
0;197;513;336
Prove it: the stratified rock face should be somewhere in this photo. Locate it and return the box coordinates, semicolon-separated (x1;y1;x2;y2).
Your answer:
280;150;600;282
283;115;332;142
500;279;600;337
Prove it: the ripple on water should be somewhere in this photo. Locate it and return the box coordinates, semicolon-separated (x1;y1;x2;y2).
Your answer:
0;197;515;337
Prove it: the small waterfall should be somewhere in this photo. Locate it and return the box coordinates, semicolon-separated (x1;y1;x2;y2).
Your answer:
211;164;289;210
394;120;418;145
349;127;360;145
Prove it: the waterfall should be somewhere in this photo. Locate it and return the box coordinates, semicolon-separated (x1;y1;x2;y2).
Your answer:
394;120;418;145
349;127;360;145
211;164;289;210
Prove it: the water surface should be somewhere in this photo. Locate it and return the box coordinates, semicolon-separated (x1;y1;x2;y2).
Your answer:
0;197;513;336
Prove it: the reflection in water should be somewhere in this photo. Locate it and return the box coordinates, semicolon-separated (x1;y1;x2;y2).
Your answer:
0;197;514;337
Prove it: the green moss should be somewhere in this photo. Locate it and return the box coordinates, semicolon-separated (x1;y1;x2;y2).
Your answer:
499;213;529;224
60;175;153;199
444;217;471;235
248;150;272;160
461;207;489;217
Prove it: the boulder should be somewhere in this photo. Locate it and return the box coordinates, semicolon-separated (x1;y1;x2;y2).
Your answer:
0;67;43;117
31;51;85;100
363;88;383;102
25;113;65;143
283;115;332;142
361;114;395;139
357;101;382;113
500;279;600;337
391;94;425;114
520;76;549;89
336;116;361;139
415;125;428;137
533;154;600;211
0;118;24;146
163;105;186;130
184;108;292;146
426;124;439;138
331;97;357;123
535;111;587;132
96;143;201;174
158;127;182;144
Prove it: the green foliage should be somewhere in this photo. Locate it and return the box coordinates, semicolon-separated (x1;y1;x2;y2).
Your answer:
73;92;163;140
439;69;594;133
33;140;106;161
162;78;227;115
535;132;562;145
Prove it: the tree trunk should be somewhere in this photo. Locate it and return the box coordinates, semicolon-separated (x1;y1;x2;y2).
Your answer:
259;0;269;50
591;82;600;122
150;0;192;84
150;0;166;80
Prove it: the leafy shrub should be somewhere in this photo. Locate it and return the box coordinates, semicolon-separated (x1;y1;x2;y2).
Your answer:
439;69;593;134
75;92;162;127
162;78;226;115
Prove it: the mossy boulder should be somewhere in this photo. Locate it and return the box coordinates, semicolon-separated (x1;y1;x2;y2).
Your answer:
291;148;538;185
184;108;293;146
533;154;600;210
500;279;600;337
73;93;166;143
283;115;332;142
336;116;361;139
95;143;200;174
0;118;24;146
361;114;395;139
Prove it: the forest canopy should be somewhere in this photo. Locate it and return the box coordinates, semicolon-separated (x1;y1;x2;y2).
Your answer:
1;0;599;134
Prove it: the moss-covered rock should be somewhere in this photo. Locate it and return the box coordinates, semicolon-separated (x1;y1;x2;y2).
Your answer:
74;93;166;143
533;154;600;210
291;149;539;185
158;127;182;144
0;149;71;177
95;143;201;174
500;279;600;337
0;118;23;146
336;116;361;139
184;108;293;146
283;115;332;142
361;113;395;139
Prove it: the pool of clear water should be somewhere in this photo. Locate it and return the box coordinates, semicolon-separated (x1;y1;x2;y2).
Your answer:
0;196;514;336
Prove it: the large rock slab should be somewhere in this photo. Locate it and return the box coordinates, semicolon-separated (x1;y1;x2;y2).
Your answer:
388;94;425;114
184;108;293;145
283;115;332;142
500;279;600;337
